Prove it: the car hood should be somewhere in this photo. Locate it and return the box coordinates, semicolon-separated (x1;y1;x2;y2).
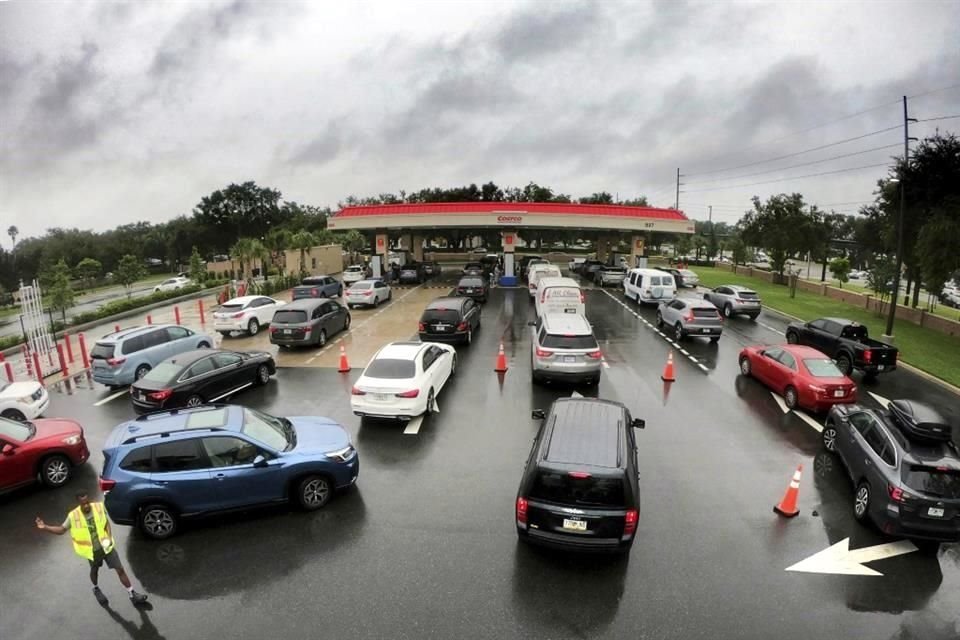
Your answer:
289;416;350;453
32;418;82;441
0;381;42;400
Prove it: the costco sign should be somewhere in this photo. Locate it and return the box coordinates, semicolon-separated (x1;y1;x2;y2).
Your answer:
496;215;523;224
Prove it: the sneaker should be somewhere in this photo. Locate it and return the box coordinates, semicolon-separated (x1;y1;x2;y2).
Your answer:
129;591;148;605
92;587;108;606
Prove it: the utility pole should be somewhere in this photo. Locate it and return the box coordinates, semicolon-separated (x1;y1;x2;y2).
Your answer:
675;168;683;210
708;205;712;223
884;95;918;339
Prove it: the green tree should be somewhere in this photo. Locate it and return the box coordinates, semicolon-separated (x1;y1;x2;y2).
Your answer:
230;237;266;280
728;235;747;265
866;257;897;313
193;182;283;251
739;193;816;276
578;192;615;205
115;254;146;297
74;257;102;290
7;225;17;249
290;231;316;275
829;257;851;288
916;201;960;307
674;234;693;257
44;259;75;315
188;246;206;283
621;196;649;206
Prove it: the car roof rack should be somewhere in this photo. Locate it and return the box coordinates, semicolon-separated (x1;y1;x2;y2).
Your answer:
121;426;226;445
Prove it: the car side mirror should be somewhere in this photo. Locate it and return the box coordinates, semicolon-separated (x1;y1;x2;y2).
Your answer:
632;418;646;429
531;409;546;420
253;454;268;468
2;443;16;455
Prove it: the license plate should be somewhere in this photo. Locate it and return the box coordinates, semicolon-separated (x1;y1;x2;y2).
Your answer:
564;308;577;313
562;518;587;531
701;328;709;333
928;507;945;517
372;393;390;402
466;289;474;293
878;365;885;371
833;389;845;397
283;329;292;334
563;356;576;363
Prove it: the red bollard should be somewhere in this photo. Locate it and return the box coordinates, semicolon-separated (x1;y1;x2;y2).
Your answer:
57;343;69;379
79;333;90;369
147;314;153;325
115;324;121;333
199;299;206;324
32;352;43;385
64;333;75;363
174;306;181;325
3;361;13;383
0;352;4;363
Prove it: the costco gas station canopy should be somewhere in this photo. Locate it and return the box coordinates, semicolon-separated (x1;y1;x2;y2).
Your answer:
328;202;694;284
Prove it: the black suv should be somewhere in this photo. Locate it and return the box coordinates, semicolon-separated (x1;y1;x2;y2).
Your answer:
516;398;645;553
418;297;481;345
823;400;960;542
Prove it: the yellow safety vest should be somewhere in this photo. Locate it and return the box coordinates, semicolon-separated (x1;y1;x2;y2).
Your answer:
68;503;115;560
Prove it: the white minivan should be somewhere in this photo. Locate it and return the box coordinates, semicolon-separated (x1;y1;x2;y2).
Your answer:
535;276;585;317
528;264;562;298
623;268;677;305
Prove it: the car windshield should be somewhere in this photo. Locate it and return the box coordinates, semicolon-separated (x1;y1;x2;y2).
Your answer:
273;310;308;323
803;358;844;377
542;334;598;350
242;408;293;451
365;358;415;379
902;466;960;499
530;471;625;507
142;361;184;383
0;416;34;442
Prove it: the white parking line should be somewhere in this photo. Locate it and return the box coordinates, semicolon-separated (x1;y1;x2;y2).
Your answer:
403;415;424;435
697;363;709;372
793;410;824;433
771;392;790;414
868;391;891;408
679;349;690;356
93;389;128;407
758;322;785;336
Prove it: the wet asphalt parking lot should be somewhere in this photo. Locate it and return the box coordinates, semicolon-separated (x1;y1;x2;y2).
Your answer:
2;275;959;640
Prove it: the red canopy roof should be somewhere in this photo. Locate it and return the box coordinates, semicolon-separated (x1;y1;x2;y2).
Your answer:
335;202;688;220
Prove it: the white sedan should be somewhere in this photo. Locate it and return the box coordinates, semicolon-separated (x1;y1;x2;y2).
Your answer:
213;295;286;336
0;380;50;421
350;341;456;422
342;265;366;285
345;280;392;308
154;276;191;293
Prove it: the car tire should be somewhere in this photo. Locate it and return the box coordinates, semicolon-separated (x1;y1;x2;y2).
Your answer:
724;304;733;318
374;294;380;307
185;394;204;407
40;454;71;488
853;482;871;522
135;364;151;380
197;341;210;349
255;364;270;386
219;331;232;337
450;354;457;377
739;356;751;376
465;328;472;345
784;385;799;409
297;475;332;510
710;336;720;343
337;286;343;297
674;323;684;342
837;354;853;377
387;290;392;301
425;388;435;415
822;422;838;452
748;314;759;321
1;408;26;421
139;504;178;540
785;331;799;345
343;314;351;331
656;312;664;329
247;319;260;336
317;329;327;347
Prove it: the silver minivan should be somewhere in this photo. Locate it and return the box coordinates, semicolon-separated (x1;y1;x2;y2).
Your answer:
529;313;602;385
90;324;215;387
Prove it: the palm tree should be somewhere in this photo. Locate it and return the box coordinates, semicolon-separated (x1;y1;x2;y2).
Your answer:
230;237;257;279
290;231;316;276
264;228;292;273
7;225;18;249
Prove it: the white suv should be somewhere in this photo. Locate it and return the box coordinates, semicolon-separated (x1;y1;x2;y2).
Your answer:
154;276;191;293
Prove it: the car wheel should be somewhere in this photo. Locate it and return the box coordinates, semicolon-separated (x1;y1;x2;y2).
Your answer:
219;331;232;337
387;290;392;301
837;354;853;376
710;336;720;343
298;475;331;510
450;354;457;377
185;394;204;407
748;314;759;321
317;329;327;347
1;409;26;421
255;364;270;386
739;356;751;376
374;294;380;307
135;364;151;380
784;386;798;409
853;482;871;522
724;304;733;318
656;312;664;329
140;504;178;539
425;388;435;415
466;328;472;345
197;341;210;349
344;314;351;331
337;286;343;297
674;323;684;342
41;455;71;488
822;423;838;452
786;331;799;345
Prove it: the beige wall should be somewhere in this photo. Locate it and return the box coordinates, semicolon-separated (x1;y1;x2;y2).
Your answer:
206;257;266;276
282;244;344;276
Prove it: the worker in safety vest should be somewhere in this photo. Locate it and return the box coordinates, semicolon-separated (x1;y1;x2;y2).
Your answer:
36;491;148;606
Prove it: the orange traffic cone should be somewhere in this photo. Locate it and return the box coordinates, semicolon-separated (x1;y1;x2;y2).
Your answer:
774;464;803;518
661;351;676;382
494;342;508;372
338;345;351;373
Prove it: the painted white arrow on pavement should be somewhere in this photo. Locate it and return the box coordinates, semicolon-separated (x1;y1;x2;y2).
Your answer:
868;391;892;408
786;537;918;576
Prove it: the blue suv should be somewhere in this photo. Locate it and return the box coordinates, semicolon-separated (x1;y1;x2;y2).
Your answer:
99;405;359;539
90;324;214;387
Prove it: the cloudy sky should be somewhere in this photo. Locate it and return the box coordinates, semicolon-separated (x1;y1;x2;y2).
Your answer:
2;0;959;240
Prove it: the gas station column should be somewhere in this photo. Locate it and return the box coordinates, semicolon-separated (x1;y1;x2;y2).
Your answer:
630;234;646;269
372;232;388;278
596;236;610;263
412;234;424;262
500;230;517;286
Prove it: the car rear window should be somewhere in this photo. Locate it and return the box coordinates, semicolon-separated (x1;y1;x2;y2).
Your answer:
346;267;363;272
365;358;415;379
90;343;115;359
120;446;153;472
273;310;308;324
841;324;868;340
422;309;460;323
803;358;844;377
692;308;719;318
649;276;669;286
460;278;484;287
544;287;581;299
542;334;598;350
737;290;759;300
902;466;960;499
142;362;185;383
530;471;625;507
351;282;372;290
219;303;243;312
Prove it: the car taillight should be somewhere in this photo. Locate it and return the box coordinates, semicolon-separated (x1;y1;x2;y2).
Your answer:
586;350;602;359
269;327;277;333
568;471;591;479
579;291;585;304
864;349;872;364
148;389;172;401
311;288;319;296
516;497;528;525
535;347;553;358
351;386;366;396
457;322;468;331
809;384;826;395
685;311;695;323
364;290;373;296
395;389;420;398
888;485;904;502
623;509;638;536
418;322;426;331
232;312;244;318
107;357;126;367
99;477;116;492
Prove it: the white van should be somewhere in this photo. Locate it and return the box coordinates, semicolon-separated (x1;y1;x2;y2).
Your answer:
623;268;677;305
528;264;562;298
535;276;584;317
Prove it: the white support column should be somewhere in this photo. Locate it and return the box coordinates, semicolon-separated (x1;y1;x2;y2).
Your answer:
501;230;517;285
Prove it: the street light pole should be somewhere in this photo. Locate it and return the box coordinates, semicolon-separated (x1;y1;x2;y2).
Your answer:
884;95;917;339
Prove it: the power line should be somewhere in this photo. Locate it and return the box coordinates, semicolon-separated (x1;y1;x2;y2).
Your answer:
684;143;901;185
916;114;960;123
681;162;889;193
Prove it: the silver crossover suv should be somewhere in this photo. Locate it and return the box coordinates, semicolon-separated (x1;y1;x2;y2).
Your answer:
529;313;602;385
656;298;723;343
702;285;762;320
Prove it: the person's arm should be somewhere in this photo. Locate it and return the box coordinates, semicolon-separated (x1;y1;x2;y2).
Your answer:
36;516;68;535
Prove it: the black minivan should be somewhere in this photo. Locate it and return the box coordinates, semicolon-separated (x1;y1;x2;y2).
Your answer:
516;398;644;553
418;297;481;345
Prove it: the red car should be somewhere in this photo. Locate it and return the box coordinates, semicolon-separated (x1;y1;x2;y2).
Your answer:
738;344;857;413
0;416;89;494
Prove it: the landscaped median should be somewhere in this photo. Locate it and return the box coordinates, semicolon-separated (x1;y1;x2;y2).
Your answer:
693;266;960;389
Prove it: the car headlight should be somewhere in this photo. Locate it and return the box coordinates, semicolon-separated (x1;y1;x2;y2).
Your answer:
18;396;36;403
62;435;82;446
325;445;356;463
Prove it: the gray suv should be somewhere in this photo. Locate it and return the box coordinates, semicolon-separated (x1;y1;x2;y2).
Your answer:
529;313;602;385
656;298;723;342
702;285;762;320
90;324;214;387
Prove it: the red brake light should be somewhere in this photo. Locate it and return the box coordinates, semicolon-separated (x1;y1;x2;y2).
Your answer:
624;509;638;536
418;322;426;332
579;291;585;304
586;350;602;360
99;477;116;492
568;471;592;479
887;485;904;502
863;349;872;363
457;322;468;331
685;311;695;323
311;288;319;296
351;386;366;396
395;389;420;398
516;497;528;524
148;389;172;401
535;347;553;358
363;290;373;296
269;327;277;334
232;312;244;318
107;357;126;367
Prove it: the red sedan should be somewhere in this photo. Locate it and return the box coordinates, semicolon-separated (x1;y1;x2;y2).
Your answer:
738;344;857;413
0;416;90;494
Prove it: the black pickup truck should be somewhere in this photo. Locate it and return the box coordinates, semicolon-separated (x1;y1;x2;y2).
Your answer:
784;317;898;379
